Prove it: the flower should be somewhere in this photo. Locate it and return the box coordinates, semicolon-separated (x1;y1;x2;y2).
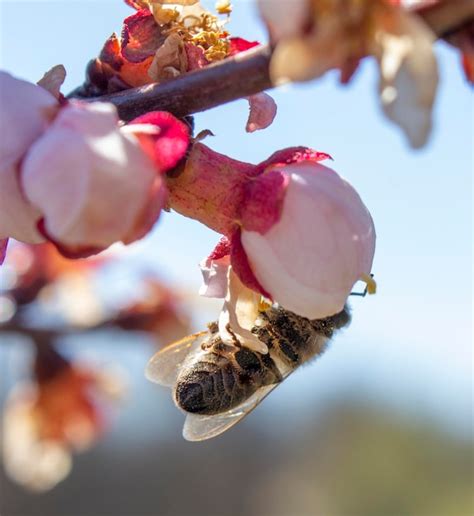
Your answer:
3;346;125;491
258;0;439;148
84;1;276;132
0;71;57;245
20;101;168;258
1;70;188;261
168;142;375;323
239;161;376;319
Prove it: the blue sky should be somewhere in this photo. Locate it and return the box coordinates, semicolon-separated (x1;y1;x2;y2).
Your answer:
1;1;472;437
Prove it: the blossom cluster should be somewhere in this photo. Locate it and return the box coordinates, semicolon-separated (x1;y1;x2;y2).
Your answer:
1;242;190;490
0;69;190;263
1;0;379;341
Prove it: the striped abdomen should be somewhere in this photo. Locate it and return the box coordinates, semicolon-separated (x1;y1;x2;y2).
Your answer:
174;344;281;415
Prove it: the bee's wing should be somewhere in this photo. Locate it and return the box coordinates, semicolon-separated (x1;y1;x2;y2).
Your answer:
145;332;208;387
182;367;293;442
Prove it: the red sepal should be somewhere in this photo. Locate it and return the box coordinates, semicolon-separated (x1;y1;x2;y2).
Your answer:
209;236;231;260
256;146;333;174
241;169;289;234
230;229;271;299
229;38;260;56
130;111;191;173
0;239;8;265
121;10;165;63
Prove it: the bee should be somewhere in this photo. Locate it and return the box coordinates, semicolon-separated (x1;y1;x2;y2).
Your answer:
146;305;351;441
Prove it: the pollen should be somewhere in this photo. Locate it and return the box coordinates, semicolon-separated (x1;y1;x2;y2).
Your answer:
157;2;233;63
360;273;377;295
216;0;232;15
258;297;272;312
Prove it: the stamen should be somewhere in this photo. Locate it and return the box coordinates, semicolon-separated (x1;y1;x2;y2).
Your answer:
360;273;377;295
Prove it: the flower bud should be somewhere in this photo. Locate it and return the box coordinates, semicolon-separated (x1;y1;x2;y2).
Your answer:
240;161;376;318
21;101;166;257
0;71;57;244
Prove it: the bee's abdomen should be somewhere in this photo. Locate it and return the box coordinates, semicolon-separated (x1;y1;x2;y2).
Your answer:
174;348;280;415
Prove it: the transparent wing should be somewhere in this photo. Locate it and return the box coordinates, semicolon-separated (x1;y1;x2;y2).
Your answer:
183;367;294;442
145;332;208;387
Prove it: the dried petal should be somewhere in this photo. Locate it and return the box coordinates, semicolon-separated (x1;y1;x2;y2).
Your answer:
37;65;67;100
374;8;438;148
185;42;210;70
246;93;277;133
147;33;187;82
121;9;166;63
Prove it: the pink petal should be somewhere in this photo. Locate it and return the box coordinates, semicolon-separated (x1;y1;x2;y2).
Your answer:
21;102;161;253
0;71;57;243
246;93;277;133
0;71;57;167
0;164;44;243
241;162;375;319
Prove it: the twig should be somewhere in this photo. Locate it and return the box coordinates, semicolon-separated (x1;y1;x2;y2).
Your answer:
71;2;473;122
0;318;114;343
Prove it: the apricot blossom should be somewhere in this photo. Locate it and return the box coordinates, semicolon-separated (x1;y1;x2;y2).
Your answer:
21;101;167;257
179;143;375;323
240;161;376;319
0;71;57;245
258;0;439;148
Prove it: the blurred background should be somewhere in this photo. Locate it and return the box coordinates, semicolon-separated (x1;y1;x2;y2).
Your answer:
0;1;472;515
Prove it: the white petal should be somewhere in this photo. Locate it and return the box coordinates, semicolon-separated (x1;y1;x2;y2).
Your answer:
218;268;268;354
374;10;438;149
198;254;230;298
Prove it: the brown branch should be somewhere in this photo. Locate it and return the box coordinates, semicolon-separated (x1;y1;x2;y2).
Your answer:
72;2;473;122
0;319;115;343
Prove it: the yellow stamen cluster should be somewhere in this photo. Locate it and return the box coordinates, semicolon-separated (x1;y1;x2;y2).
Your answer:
151;1;233;62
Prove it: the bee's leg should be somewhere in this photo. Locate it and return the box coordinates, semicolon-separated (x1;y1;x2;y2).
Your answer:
225;323;243;348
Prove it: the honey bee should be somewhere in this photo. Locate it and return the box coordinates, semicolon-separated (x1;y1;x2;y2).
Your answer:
146;305;351;441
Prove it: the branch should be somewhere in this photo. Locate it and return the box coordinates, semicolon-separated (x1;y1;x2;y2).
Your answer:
72;2;473;122
0;318;114;343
